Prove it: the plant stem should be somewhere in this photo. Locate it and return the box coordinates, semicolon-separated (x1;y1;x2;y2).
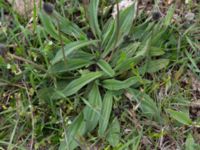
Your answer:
108;0;120;62
7;53;46;72
55;17;67;63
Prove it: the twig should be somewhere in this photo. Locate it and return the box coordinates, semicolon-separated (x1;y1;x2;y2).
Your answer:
82;0;89;20
22;78;35;150
60;109;70;150
7;53;46;72
55;16;67;63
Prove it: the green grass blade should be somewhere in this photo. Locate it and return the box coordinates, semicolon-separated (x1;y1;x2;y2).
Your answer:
8;118;19;150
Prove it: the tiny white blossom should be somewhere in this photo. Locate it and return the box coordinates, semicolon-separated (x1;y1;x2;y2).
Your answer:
67;120;72;125
48;41;53;45
7;64;11;69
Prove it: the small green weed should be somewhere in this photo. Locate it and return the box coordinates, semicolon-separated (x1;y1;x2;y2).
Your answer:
0;0;200;149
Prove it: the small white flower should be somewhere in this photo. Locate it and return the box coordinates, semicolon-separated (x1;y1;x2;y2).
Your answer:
48;41;53;45
7;64;11;69
67;120;72;125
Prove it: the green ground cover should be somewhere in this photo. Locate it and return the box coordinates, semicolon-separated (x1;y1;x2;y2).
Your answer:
0;0;200;149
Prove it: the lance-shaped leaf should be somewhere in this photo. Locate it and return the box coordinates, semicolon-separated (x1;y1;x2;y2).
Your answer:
103;77;139;90
167;109;192;126
83;83;102;132
102;3;137;57
163;5;175;26
51;40;98;64
39;11;69;43
106;117;120;147
142;59;169;73
97;59;115;77
98;91;113;137
52;72;102;99
88;0;101;38
49;58;93;73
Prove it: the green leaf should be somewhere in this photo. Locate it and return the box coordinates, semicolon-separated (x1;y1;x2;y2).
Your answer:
185;134;195;150
52;72;102;99
102;19;116;50
114;57;141;73
118;3;136;37
98;91;113;137
144;59;169;73
106;117;120;147
39;11;69;43
49;59;93;73
83;83;102;132
51;40;98;64
68;50;95;59
122;42;140;57
127;89;161;123
149;47;165;56
88;0;101;38
56;14;87;40
134;38;151;58
130;20;151;40
118;131;142;150
185;47;200;73
151;24;168;46
103;77;139;91
163;5;175;26
111;42;140;66
167;109;192;125
102;3;136;57
117;3;136;44
97;59;115;77
38;87;55;102
59;113;86;150
114;38;151;72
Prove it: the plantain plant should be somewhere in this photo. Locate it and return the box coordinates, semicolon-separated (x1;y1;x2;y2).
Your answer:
38;1;178;149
